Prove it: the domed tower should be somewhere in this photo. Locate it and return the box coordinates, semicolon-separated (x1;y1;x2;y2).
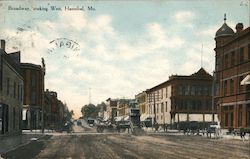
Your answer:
215;14;235;47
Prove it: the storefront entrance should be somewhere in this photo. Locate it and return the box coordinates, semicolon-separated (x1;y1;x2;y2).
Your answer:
247;104;250;127
0;103;9;134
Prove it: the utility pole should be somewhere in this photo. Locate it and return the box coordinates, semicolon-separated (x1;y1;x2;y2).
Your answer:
41;58;45;133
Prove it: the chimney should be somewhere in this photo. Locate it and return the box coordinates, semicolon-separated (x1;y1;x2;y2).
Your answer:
0;40;5;51
236;23;244;33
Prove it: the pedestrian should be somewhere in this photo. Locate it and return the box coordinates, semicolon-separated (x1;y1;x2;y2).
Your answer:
154;122;159;132
240;128;246;142
163;124;168;132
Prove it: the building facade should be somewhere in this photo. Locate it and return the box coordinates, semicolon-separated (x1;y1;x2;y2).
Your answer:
117;99;137;118
105;98;118;122
135;91;147;116
146;84;172;125
214;17;250;129
170;68;216;125
0;40;23;135
21;62;45;130
44;89;67;130
146;68;217;126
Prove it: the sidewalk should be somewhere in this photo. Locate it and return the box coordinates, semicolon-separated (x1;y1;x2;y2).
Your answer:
143;128;250;141
0;133;45;155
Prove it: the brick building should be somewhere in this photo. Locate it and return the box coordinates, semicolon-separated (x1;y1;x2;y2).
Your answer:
214;15;250;129
146;68;217;126
0;40;23;135
21;62;45;130
44;89;65;130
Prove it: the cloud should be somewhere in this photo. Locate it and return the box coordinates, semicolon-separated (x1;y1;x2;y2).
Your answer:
1;8;216;118
172;11;196;28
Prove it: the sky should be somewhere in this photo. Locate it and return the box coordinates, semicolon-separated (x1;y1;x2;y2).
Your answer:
0;0;249;118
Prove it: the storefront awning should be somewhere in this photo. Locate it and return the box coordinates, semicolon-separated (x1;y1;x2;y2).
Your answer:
123;116;130;121
241;75;250;85
114;116;123;122
140;114;150;121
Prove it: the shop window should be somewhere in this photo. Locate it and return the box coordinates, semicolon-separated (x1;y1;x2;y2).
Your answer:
13;107;15;129
225;112;228;126
238;105;242;127
247;104;250;127
230;112;234;127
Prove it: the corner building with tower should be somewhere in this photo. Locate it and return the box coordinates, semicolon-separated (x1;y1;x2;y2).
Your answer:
214;15;250;129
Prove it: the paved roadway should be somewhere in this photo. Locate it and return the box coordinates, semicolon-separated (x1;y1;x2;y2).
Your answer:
2;125;250;159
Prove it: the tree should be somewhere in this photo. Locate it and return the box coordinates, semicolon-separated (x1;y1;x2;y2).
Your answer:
81;104;97;119
96;102;107;112
81;102;107;119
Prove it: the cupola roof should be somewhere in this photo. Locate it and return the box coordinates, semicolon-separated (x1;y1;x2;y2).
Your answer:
215;14;234;38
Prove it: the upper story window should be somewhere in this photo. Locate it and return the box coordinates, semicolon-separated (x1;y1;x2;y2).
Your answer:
239;76;244;93
31;73;37;87
191;85;195;95
231;51;235;66
240;47;244;63
178;85;183;95
216;56;221;71
224;54;228;68
184;85;189;95
6;78;10;95
224;80;227;95
14;82;16;98
165;88;168;98
215;82;219;96
30;92;36;105
204;86;208;96
230;79;234;95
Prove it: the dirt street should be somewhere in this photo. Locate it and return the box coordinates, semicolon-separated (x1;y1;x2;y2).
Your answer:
2;133;249;159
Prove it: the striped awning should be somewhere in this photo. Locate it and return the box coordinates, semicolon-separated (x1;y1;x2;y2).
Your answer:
241;75;250;85
140;114;150;121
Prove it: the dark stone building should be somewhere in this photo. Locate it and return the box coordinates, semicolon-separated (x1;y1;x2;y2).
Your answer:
0;40;23;135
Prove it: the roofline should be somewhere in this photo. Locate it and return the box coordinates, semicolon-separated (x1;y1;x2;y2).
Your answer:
146;71;212;93
21;63;42;70
0;49;22;76
215;26;250;46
